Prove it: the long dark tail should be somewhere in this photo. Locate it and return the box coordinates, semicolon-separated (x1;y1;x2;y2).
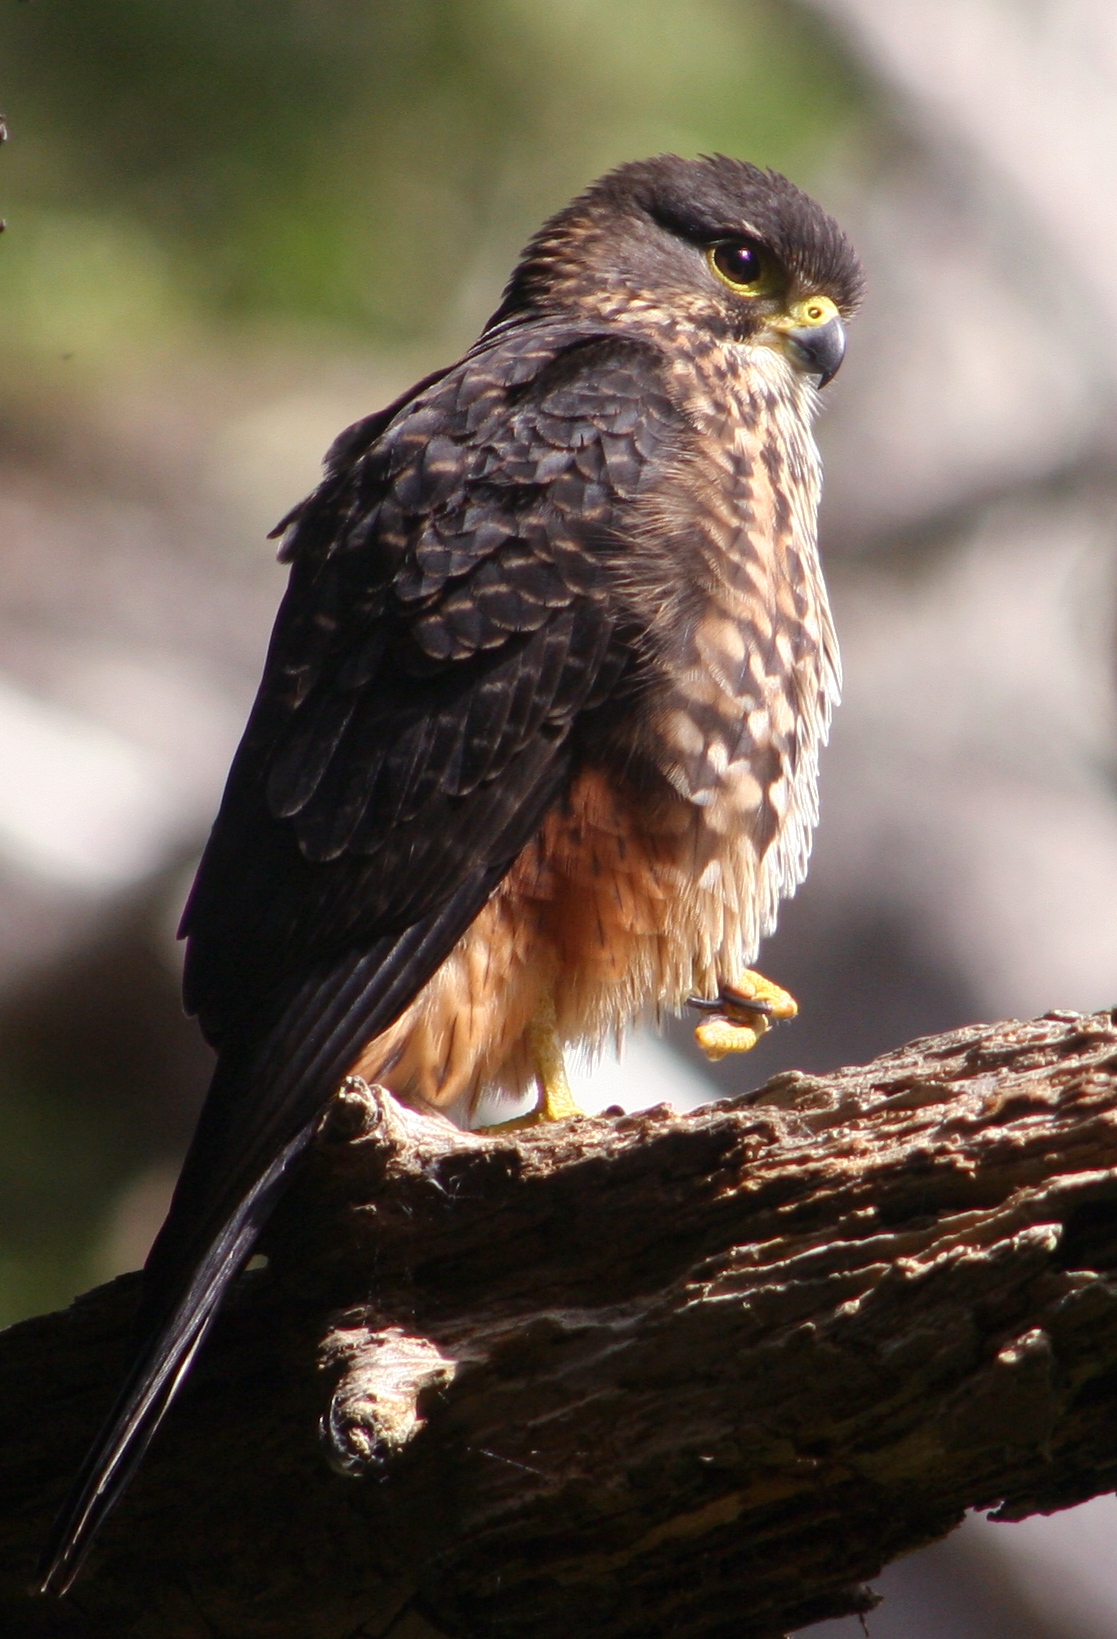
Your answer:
36;865;506;1596
35;1119;315;1597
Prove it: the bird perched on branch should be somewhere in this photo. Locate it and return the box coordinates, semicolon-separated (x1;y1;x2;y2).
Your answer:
40;153;861;1593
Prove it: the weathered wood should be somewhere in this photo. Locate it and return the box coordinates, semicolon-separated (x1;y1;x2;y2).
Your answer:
6;1011;1117;1638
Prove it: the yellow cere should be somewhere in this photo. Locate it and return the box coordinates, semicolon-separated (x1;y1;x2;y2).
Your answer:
775;294;840;331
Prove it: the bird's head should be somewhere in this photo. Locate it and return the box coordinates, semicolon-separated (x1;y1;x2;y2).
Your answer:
488;153;863;388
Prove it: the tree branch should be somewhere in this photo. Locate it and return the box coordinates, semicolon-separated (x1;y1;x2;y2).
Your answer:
6;1011;1117;1638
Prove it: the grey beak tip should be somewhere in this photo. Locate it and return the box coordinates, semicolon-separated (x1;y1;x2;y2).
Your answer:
788;315;846;387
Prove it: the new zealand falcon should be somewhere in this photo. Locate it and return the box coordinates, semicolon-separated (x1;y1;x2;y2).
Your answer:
40;154;862;1592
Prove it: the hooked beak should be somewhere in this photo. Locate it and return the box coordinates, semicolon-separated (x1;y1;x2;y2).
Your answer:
785;314;846;387
769;294;846;388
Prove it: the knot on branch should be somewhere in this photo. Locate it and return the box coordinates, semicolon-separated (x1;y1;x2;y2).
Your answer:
321;1321;458;1477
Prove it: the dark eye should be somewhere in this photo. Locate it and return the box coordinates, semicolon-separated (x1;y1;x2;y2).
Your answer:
709;240;768;291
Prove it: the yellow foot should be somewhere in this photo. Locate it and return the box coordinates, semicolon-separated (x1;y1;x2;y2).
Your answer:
691;970;798;1063
484;997;584;1130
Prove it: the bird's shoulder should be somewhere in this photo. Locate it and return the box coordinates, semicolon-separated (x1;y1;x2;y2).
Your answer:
243;322;692;799
276;320;689;569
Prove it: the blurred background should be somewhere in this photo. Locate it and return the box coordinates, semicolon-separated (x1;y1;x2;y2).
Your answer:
1;1;1116;1632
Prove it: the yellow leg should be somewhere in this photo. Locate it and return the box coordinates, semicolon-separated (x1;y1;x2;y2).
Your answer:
692;969;798;1063
486;994;584;1129
526;997;582;1121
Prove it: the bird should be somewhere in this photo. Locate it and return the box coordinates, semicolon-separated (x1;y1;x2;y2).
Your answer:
38;153;862;1594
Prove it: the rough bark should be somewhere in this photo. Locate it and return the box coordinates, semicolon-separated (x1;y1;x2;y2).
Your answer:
6;1011;1117;1639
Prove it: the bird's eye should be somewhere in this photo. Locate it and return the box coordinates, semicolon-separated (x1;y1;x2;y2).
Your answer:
708;240;771;293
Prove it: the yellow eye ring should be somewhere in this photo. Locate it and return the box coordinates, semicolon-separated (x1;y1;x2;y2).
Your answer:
707;239;774;295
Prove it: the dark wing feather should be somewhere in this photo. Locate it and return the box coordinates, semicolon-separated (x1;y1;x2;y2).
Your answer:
181;325;680;1037
38;323;688;1594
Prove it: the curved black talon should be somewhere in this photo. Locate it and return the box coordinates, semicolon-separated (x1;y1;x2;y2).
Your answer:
718;985;776;1017
686;989;776;1019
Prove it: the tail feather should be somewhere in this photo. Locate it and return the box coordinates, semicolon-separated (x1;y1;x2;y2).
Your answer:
36;1121;314;1596
36;859;515;1597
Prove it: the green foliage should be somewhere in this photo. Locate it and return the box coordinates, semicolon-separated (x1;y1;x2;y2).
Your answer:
0;1072;138;1327
0;0;870;348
